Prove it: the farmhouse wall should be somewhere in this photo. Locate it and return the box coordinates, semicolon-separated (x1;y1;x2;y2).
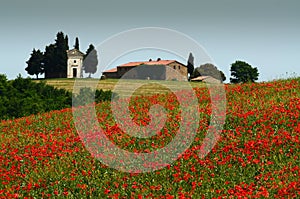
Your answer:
165;62;187;81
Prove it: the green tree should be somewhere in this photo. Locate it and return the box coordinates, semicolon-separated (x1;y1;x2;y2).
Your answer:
25;49;44;79
84;44;98;78
74;37;79;50
54;32;68;78
187;52;194;80
43;32;69;78
0;74;10;118
65;35;69;50
193;63;226;82
0;74;8;94
43;44;56;78
230;61;259;83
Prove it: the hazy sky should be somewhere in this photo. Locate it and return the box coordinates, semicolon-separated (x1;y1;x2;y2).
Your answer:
0;0;299;81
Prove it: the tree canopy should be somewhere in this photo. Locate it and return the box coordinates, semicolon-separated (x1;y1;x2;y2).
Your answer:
43;44;56;77
187;52;194;80
84;44;98;78
65;35;69;50
230;61;259;83
0;74;114;120
193;63;226;82
25;49;44;79
54;32;68;78
74;37;79;50
39;32;69;78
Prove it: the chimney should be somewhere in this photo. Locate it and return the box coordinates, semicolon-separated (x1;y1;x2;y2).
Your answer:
149;58;152;62
157;58;161;61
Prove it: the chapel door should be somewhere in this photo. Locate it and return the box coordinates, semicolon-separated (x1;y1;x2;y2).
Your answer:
73;68;77;78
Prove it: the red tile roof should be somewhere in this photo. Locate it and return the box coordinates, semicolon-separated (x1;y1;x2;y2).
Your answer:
103;60;186;73
190;76;210;81
191;76;221;83
103;68;117;73
118;60;177;67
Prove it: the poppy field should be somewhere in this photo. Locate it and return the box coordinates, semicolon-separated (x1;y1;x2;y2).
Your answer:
0;78;299;198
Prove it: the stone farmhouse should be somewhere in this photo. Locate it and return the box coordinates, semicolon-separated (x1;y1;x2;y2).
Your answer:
102;59;188;81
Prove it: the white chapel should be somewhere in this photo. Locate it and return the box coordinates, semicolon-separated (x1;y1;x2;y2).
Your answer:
66;48;85;78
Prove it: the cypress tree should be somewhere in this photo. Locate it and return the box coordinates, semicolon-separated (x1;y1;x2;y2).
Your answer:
187;52;194;80
65;35;69;50
84;44;98;78
55;32;68;78
43;44;56;78
74;37;79;50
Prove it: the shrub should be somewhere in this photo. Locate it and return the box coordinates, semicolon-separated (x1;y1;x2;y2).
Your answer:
73;87;114;107
0;74;114;120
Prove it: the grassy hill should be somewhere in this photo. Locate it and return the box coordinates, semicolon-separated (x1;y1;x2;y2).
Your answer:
36;78;119;92
36;78;206;96
1;78;299;198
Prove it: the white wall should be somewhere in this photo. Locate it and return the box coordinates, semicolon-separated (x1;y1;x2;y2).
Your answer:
67;57;83;78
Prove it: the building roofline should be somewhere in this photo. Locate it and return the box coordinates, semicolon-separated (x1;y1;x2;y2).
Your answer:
67;48;85;57
103;68;118;73
118;60;186;68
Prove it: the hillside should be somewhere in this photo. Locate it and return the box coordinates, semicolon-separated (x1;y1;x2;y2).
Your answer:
36;78;206;96
0;78;299;198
